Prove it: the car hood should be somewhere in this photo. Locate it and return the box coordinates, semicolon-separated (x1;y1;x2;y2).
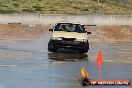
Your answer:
52;31;87;39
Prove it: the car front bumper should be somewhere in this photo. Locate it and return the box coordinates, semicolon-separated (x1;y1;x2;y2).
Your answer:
49;40;89;50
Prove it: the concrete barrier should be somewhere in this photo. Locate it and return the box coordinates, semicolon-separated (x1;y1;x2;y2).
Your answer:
0;14;132;26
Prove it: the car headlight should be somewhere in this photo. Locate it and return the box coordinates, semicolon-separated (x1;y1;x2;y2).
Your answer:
75;39;87;42
51;37;62;40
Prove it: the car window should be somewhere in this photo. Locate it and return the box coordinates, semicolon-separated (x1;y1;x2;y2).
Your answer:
54;23;86;33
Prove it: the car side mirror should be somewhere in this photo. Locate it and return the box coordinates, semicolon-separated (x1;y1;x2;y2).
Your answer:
87;32;91;34
49;29;53;31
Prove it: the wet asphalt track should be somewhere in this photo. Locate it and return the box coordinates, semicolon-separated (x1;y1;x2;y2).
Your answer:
0;34;131;88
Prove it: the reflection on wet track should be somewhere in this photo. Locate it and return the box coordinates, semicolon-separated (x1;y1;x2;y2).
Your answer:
48;52;88;62
0;38;131;88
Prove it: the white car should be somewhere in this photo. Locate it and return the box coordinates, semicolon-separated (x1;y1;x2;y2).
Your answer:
48;23;91;53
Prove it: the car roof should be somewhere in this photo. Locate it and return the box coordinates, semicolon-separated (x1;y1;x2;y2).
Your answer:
57;22;84;25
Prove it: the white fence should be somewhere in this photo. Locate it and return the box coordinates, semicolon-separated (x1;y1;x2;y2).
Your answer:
0;14;132;26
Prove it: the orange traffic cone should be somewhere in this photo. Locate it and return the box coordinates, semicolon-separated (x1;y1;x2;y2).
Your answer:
96;50;103;64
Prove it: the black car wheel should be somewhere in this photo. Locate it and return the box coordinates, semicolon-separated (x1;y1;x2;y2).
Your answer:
79;42;89;54
48;42;58;52
79;48;88;54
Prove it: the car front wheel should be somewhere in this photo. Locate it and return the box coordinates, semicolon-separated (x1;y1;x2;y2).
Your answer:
79;48;88;54
79;42;89;54
48;42;58;52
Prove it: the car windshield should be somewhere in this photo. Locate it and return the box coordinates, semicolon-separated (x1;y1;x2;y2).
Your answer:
53;23;86;33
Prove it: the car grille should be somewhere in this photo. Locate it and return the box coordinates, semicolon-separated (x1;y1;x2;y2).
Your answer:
62;38;75;41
